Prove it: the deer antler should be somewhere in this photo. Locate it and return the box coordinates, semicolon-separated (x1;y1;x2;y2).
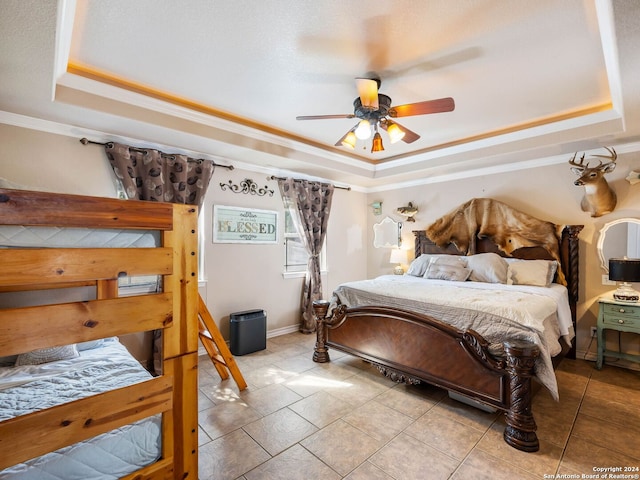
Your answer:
568;152;588;170
590;146;617;167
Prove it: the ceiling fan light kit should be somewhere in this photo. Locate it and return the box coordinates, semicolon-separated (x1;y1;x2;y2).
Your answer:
385;120;406;144
296;76;455;154
371;131;384;153
355;119;372;140
341;131;357;149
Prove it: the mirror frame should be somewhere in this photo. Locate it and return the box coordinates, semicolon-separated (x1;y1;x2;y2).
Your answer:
373;216;402;248
597;217;640;272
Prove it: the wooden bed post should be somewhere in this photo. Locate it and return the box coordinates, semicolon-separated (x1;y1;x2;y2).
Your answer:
162;204;200;479
312;300;331;363
503;340;540;452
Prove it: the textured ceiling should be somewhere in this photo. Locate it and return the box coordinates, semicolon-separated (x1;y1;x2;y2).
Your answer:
1;0;639;188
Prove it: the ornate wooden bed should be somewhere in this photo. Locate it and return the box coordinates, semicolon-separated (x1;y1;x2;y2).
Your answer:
0;188;199;479
313;224;583;452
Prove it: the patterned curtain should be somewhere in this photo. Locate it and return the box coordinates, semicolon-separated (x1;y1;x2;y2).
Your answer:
105;142;215;374
105;142;215;209
278;178;334;333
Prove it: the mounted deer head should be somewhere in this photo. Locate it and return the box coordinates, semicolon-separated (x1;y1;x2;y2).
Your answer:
569;147;617;217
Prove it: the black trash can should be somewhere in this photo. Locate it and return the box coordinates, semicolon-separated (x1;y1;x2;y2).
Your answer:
229;309;267;356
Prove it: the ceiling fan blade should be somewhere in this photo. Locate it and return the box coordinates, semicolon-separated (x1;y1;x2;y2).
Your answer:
380;47;482;81
296;114;355;120
388;97;455;117
355;78;379;110
379;120;421;144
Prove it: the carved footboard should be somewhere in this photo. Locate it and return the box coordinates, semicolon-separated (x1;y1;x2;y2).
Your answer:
312;300;540;452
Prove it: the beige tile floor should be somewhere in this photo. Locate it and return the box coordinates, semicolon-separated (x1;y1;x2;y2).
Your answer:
197;332;640;480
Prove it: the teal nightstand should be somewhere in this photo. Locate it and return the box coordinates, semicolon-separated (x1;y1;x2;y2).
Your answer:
596;296;640;369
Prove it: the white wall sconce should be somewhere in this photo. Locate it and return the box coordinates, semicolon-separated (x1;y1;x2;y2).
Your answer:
371;201;382;215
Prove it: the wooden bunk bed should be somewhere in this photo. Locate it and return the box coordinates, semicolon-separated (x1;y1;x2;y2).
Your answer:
313;224;582;453
0;188;199;479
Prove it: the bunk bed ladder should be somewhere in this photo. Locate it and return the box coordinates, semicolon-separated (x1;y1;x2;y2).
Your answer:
197;294;247;391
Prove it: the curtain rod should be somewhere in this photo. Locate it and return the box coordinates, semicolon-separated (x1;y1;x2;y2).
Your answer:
268;175;351;191
80;138;234;170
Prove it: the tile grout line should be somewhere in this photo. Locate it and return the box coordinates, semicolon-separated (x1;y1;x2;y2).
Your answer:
552;365;594;476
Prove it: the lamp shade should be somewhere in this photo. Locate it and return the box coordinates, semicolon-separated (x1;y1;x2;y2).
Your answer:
389;248;408;264
355;119;372;140
341;131;357;149
386;121;406;144
609;258;640;282
371;132;384;152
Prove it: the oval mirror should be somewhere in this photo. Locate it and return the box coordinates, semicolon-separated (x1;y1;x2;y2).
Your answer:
597;218;640;272
373;216;401;248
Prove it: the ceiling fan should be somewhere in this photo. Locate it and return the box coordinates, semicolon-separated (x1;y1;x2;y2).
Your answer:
296;76;455;153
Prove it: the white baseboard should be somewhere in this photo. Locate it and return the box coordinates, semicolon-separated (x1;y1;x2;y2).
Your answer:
197;324;301;356
576;349;597;362
267;324;301;338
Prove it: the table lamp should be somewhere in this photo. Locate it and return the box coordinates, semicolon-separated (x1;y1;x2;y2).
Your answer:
390;248;408;275
609;257;640;302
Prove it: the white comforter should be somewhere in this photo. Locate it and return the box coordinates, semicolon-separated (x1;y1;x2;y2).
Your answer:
0;339;161;480
330;275;575;400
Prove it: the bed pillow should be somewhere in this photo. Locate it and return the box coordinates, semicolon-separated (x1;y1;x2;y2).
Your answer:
465;253;508;283
423;256;471;282
77;339;106;351
406;254;430;276
406;254;465;277
507;259;558;287
15;345;79;366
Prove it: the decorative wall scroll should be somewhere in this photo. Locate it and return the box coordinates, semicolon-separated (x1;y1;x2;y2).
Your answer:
220;178;274;196
213;205;278;244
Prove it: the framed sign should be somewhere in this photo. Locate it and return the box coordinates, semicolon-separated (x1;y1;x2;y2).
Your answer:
213;205;278;244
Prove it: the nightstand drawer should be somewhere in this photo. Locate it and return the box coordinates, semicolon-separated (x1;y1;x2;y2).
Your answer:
602;303;640;320
602;315;640;329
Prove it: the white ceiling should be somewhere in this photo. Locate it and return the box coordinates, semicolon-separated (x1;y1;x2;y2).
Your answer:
1;0;639;189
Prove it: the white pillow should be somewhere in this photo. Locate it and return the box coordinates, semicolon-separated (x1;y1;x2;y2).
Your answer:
406;253;455;277
406;254;437;277
423;256;471;282
15;345;79;366
465;253;508;283
77;339;106;351
507;259;558;287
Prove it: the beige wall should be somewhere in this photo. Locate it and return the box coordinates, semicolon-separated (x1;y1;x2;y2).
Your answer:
366;153;640;365
200;169;367;338
0;124;116;196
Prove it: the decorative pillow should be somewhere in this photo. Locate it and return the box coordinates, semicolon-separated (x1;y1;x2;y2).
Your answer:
465;253;509;283
15;345;79;366
424;256;471;282
507;259;558;287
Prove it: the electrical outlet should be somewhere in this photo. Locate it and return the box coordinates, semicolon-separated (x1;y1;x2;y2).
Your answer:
602;274;617;286
590;326;598;338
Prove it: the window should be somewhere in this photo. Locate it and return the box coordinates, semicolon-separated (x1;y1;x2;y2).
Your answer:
114;183;207;285
283;210;326;275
